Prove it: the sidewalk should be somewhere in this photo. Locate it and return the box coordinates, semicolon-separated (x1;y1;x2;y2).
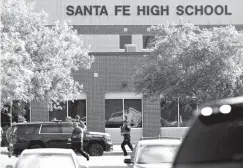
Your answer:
1;145;133;156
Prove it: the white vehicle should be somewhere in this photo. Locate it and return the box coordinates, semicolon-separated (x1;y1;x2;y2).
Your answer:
124;137;182;168
6;148;88;168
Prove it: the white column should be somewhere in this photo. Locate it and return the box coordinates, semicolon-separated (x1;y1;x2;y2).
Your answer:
66;100;69;118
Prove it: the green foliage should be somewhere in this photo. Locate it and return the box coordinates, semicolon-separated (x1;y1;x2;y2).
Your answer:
0;0;94;108
133;23;243;104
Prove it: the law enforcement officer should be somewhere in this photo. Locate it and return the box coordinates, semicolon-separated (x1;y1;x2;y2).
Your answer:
71;122;89;160
120;120;133;156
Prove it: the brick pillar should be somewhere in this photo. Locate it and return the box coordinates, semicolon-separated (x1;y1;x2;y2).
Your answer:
143;100;161;137
86;93;105;132
31;100;49;121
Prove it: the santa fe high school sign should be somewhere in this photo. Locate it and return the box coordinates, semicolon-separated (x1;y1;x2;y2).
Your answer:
66;5;232;16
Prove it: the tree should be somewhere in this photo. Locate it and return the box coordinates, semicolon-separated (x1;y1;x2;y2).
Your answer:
133;23;243;104
0;0;94;108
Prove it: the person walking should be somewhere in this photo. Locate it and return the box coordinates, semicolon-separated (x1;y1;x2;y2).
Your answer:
120;120;133;156
71;122;89;161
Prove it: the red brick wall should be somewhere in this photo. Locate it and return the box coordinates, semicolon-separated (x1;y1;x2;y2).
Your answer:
31;100;49;121
143;100;161;137
31;52;161;137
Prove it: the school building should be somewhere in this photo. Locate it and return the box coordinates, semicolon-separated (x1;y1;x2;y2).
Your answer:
15;0;243;143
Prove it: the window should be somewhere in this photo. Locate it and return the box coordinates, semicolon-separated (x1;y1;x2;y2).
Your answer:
124;99;142;128
143;36;155;49
105;93;143;128
105;99;123;128
1;101;30;127
120;35;132;49
61;124;73;133
49;102;67;121
16;125;39;135
49;96;87;122
160;98;194;127
1;104;11;126
40;124;60;133
68;100;86;123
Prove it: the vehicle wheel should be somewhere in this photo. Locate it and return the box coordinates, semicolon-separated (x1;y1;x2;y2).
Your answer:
88;144;104;156
29;144;42;149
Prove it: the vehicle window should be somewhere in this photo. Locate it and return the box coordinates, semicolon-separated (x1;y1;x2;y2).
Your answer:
137;145;177;164
40;124;60;133
61;124;73;133
16;153;76;168
15;125;39;135
175;103;243;164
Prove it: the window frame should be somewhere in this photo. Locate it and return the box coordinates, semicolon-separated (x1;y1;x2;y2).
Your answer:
48;93;87;124
67;99;87;125
49;101;67;121
105;92;143;129
6;100;32;123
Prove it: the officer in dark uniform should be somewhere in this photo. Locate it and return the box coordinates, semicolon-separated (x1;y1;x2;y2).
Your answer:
71;122;89;160
120;120;133;156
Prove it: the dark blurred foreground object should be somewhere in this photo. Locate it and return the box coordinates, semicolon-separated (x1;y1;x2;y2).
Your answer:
5;148;88;168
173;96;243;168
